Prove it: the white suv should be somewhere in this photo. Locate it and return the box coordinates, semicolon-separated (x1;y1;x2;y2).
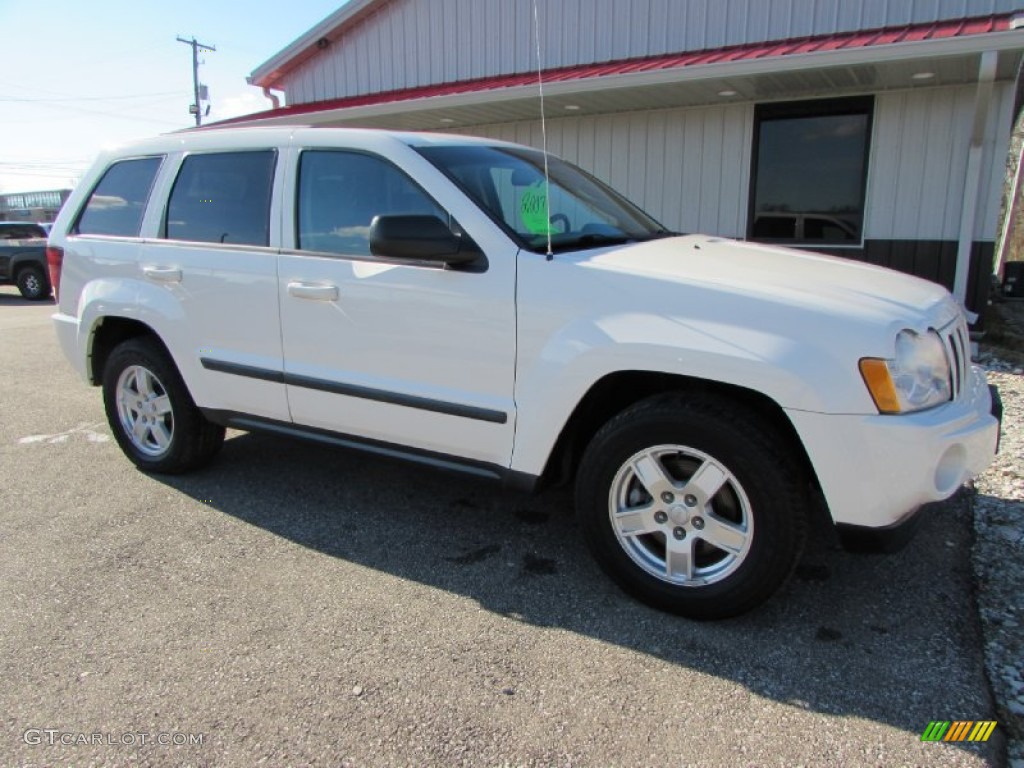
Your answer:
49;127;1000;618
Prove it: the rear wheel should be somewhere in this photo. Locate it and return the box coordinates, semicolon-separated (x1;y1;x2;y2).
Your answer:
102;338;224;473
16;264;50;300
575;393;807;619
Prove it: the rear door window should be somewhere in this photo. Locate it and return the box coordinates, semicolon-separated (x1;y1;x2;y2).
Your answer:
164;151;276;246
75;156;163;237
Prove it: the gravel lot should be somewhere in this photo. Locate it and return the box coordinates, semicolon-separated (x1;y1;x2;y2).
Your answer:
0;286;1017;767
974;357;1024;768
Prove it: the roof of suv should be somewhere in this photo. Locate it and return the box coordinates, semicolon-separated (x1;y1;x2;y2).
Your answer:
104;126;519;160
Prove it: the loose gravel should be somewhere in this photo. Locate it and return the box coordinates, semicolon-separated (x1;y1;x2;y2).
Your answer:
973;355;1024;767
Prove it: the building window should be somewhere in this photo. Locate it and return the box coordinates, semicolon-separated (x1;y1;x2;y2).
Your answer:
164;151;276;246
75;157;163;237
748;96;873;246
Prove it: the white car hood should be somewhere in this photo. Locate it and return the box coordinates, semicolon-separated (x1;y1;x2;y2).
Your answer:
584;235;961;332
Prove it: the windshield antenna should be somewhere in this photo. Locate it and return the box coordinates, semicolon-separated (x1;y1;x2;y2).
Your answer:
531;0;554;260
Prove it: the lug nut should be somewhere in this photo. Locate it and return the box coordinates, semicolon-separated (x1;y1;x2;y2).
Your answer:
684;494;698;507
660;492;675;503
673;527;686;540
692;517;705;530
654;511;668;524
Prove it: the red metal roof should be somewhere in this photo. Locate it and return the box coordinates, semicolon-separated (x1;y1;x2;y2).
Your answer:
214;14;1016;127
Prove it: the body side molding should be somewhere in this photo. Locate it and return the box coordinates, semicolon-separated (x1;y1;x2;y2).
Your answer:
199;357;507;424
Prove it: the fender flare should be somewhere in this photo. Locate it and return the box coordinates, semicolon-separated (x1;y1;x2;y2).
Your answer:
79;278;186;382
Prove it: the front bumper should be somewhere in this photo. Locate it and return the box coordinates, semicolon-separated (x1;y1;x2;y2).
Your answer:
786;366;999;529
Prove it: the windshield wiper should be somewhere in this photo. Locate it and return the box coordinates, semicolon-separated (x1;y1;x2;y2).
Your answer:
543;233;637;253
533;229;680;254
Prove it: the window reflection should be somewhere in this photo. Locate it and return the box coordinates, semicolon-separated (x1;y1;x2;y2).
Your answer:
750;98;872;245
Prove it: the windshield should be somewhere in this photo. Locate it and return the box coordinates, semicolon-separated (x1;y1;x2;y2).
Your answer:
416;144;672;253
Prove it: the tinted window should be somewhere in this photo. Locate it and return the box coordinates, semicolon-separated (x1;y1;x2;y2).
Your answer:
751;215;796;240
165;151;276;246
749;97;872;245
297;150;446;256
75;157;162;237
804;216;856;242
0;223;46;239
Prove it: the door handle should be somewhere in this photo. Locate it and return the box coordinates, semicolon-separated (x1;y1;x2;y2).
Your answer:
143;266;182;283
287;282;339;301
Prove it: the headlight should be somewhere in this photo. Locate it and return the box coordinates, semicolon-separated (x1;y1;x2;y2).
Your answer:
859;330;951;413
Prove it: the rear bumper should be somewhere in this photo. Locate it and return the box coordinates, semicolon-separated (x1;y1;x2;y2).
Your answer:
786;366;999;529
52;311;88;383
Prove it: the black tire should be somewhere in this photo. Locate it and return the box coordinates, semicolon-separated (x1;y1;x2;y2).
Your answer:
575;392;807;620
102;337;225;474
16;264;50;300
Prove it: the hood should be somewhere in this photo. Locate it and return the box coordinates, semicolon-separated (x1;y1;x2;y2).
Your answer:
583;235;960;332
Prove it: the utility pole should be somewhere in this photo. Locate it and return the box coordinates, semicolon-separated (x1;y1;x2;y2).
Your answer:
176;36;215;126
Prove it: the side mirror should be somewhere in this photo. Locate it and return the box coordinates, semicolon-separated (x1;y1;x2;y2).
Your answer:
368;215;477;265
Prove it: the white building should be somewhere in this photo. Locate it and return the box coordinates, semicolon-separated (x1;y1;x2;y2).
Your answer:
233;0;1024;319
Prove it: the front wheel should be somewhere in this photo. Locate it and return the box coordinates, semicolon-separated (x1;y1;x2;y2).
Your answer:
575;393;807;619
102;338;225;474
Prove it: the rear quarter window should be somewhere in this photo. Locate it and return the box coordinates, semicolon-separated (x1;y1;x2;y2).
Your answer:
75;156;163;237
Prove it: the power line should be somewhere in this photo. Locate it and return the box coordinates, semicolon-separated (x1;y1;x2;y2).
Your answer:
0;78;111;98
0;158;91;163
0;167;90;175
0;169;89;176
21;98;184;127
0;160;88;163
0;77;184;127
0;91;183;103
0;169;84;178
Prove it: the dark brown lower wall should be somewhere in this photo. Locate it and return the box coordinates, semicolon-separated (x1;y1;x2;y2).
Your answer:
818;240;994;326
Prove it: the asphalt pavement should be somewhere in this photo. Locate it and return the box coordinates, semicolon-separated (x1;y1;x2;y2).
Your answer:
0;286;1005;767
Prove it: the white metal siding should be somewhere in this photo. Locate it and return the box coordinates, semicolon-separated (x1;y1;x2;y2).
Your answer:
979;80;1016;239
865;82;1014;241
281;0;1023;104
454;103;755;237
449;83;1012;242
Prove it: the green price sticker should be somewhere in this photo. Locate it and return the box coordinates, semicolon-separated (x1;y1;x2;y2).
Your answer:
520;183;554;235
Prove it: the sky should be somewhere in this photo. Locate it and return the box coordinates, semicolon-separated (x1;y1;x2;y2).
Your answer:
0;0;348;194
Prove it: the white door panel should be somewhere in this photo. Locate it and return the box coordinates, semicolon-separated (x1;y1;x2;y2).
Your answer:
141;241;289;421
278;252;516;465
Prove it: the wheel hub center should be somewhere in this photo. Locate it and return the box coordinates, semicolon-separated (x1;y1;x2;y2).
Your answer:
667;504;690;526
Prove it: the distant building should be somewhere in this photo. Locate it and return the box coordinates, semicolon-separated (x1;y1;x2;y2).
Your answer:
232;0;1024;318
0;189;72;223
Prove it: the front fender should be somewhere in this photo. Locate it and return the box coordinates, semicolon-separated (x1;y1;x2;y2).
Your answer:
509;310;868;477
